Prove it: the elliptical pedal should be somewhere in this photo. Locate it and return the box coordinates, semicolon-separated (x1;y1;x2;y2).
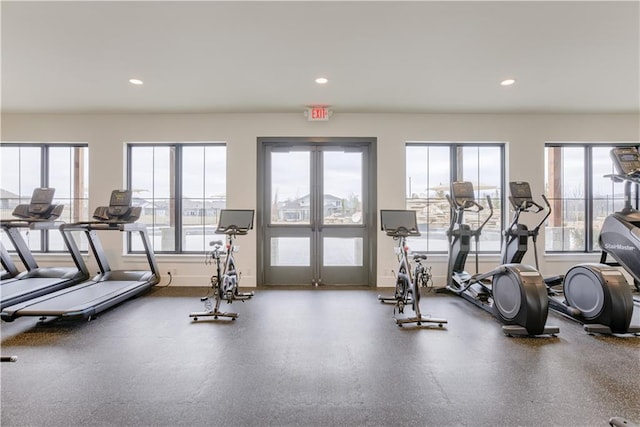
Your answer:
502;325;559;337
584;324;640;336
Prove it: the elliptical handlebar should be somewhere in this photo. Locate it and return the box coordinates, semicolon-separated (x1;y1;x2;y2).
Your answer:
476;195;493;235
446;191;493;236
534;194;553;235
604;171;640;184
509;196;544;214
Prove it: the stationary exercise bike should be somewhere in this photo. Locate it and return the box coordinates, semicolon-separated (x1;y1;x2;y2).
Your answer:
189;210;255;321
446;181;558;336
378;210;447;327
503;180;639;335
600;146;640;306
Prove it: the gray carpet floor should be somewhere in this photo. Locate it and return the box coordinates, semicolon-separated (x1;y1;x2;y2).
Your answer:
1;286;639;427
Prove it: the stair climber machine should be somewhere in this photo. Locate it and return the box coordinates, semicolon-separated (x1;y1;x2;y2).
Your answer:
445;181;559;337
600;146;640;307
503;180;639;335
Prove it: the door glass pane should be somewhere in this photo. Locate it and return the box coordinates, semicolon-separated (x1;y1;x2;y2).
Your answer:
270;237;310;266
271;152;310;225
323;237;363;266
323;151;362;224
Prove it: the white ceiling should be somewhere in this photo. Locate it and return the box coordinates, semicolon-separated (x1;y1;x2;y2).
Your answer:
2;1;639;114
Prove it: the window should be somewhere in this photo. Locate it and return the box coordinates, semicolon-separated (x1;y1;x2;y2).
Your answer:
128;143;226;254
0;143;89;252
405;143;504;253
544;143;639;252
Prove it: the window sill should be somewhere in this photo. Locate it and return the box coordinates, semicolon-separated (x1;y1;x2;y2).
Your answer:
544;252;601;264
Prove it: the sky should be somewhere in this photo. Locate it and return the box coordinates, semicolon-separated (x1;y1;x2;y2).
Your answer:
271;149;362;203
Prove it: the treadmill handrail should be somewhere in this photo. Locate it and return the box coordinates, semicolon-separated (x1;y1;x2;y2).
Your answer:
61;221;147;232
60;221;159;281
0;219;65;229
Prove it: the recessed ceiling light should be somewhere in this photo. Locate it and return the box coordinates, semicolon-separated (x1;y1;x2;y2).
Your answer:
500;79;516;86
129;78;144;85
315;77;328;84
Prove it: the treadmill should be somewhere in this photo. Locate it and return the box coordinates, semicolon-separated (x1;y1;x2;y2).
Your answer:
1;241;20;281
0;188;89;310
1;189;160;322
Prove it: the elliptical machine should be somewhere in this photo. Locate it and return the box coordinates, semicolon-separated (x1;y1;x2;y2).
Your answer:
503;180;639;335
600;146;640;306
446;181;558;337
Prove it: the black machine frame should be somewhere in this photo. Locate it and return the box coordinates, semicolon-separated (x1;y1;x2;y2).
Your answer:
503;179;639;335
1;190;159;322
445;181;558;337
0;188;90;311
377;210;447;328
189;209;255;321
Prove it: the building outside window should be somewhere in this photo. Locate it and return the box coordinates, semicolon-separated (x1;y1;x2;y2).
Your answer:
127;143;226;254
405;143;504;253
0;143;89;252
544;143;639;252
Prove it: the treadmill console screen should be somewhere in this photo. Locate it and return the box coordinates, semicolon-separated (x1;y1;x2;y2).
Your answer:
380;210;420;235
110;190;132;207
451;181;475;207
611;147;640;175
108;190;132;217
29;188;55;214
509;181;533;207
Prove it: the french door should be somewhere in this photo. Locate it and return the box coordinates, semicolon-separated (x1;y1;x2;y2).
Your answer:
258;138;376;286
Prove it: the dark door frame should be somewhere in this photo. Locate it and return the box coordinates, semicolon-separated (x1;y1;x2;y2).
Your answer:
256;136;377;287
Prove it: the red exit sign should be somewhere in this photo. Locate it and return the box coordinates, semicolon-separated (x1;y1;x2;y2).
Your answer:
307;106;330;121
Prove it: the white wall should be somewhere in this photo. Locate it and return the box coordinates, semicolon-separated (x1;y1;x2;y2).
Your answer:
2;112;639;288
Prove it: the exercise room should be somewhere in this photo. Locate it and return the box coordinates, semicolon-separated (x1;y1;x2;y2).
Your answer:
1;1;639;426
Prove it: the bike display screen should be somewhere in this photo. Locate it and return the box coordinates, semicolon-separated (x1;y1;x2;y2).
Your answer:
217;209;255;232
380;210;419;236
